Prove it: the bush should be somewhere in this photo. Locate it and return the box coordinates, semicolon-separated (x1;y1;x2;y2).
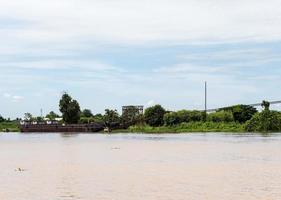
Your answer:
207;111;234;123
164;110;204;126
93;114;104;122
81;109;93;118
144;105;166;127
178;110;203;123
121;107;143;128
0;115;5;123
164;112;180;126
0;122;19;132
245;110;281;132
103;109;120;128
129;122;244;133
79;117;96;124
220;104;257;123
176;122;244;132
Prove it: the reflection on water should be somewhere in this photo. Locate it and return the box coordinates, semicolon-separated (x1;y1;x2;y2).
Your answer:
1;133;281;200
59;133;80;138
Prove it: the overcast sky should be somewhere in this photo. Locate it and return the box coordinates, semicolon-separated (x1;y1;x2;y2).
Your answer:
1;0;281;118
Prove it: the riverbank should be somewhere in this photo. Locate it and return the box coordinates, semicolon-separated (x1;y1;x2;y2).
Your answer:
0;121;263;134
116;122;245;133
0;122;20;132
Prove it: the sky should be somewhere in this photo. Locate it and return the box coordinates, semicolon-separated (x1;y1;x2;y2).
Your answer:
1;0;281;118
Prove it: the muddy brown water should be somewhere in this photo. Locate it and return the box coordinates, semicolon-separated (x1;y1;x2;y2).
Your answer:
1;133;281;200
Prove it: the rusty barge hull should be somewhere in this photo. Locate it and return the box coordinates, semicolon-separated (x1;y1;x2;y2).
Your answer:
20;123;104;133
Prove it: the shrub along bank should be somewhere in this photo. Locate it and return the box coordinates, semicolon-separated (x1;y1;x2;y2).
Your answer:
0;122;19;132
128;103;281;133
245;110;281;132
129;122;244;133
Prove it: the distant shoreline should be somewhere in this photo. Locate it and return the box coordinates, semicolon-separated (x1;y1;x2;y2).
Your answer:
1;121;245;133
1;121;278;134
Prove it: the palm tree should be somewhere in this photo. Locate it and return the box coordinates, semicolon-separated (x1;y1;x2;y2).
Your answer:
261;100;270;111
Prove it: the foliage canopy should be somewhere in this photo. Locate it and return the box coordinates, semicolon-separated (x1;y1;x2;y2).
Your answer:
59;93;81;124
207;111;234;123
219;104;257;123
81;109;93;118
144;105;166;127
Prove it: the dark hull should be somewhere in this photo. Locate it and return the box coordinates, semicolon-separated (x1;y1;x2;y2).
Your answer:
20;123;104;133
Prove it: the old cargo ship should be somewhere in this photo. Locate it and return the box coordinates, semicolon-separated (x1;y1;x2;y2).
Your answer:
19;121;104;133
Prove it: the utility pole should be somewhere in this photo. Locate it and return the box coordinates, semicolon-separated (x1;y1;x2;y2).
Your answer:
205;81;207;112
204;81;207;121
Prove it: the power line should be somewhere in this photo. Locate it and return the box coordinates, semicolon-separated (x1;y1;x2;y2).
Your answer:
205;100;281;112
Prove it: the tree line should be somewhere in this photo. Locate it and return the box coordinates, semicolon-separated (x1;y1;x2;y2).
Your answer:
56;94;281;132
4;92;281;133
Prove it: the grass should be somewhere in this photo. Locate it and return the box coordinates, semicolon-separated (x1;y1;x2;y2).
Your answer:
128;122;245;133
0;122;20;132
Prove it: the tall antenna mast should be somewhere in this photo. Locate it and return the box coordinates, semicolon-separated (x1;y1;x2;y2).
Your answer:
204;81;207;121
205;81;207;112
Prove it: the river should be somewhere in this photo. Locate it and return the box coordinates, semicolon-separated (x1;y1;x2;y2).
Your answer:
1;133;281;200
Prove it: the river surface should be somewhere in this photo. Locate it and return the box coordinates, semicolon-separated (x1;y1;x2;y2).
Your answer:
1;133;281;200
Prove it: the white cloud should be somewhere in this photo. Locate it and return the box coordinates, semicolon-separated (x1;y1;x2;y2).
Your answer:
1;0;281;45
179;48;276;62
2;93;24;103
155;63;225;74
0;59;121;71
12;95;24;103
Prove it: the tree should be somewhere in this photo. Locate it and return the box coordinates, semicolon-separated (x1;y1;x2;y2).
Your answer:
24;113;33;121
262;100;270;111
35;116;44;122
164;112;180;126
207;111;234;123
121;106;143;127
93;114;104;122
164;110;203;126
81;109;93;118
220;105;257;123
245;110;281;132
103;109;120;128
0;115;5;123
144;105;166;127
46;111;59;120
59;93;81;124
177;110;203;123
79;117;95;124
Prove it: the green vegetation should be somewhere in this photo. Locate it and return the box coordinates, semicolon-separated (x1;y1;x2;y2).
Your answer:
46;111;60;120
81;109;93;118
0;122;19;132
0;114;19;132
164;110;203;126
219;104;257;123
244;101;281;132
126;101;281;133
207;111;234;123
2;92;281;134
59;93;81;124
144;105;166;126
129;122;244;133
245;110;281;132
121;106;143;128
103;109;120;129
0;115;5;123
